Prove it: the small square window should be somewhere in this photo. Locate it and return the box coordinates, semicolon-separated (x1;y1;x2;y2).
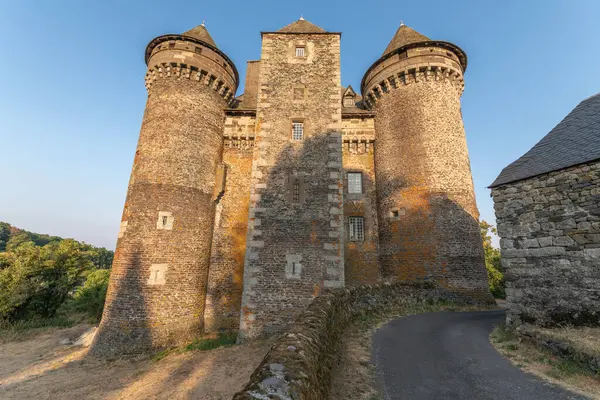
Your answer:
295;47;305;57
195;47;202;53
292;122;304;141
348;172;363;194
344;97;354;107
392;210;399;218
169;42;176;48
349;217;364;242
157;211;174;230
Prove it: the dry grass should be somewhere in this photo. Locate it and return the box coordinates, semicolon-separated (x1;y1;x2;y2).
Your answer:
530;325;600;356
0;323;275;400
490;324;600;400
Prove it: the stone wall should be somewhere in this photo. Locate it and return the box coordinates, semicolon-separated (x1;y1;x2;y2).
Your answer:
204;117;254;332
91;52;231;356
238;32;344;339
341;117;380;284
233;282;470;400
492;160;600;327
364;62;490;302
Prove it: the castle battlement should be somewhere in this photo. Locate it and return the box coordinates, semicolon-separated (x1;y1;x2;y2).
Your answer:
90;18;492;357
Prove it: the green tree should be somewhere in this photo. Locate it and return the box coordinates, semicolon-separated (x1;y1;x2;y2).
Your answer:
62;269;110;321
0;240;95;320
0;222;10;252
5;232;33;252
480;220;504;298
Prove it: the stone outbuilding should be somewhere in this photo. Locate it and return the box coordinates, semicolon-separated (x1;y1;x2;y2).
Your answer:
491;93;600;327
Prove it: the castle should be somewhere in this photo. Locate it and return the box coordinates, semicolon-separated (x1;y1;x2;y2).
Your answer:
90;18;492;356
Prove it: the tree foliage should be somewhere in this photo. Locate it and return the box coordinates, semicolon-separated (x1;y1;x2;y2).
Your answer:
0;222;113;322
480;220;504;299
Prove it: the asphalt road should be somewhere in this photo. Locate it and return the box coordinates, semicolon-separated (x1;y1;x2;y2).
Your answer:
372;310;587;400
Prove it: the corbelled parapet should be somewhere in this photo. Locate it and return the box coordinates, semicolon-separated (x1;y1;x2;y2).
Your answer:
143;24;238;105
361;24;466;109
89;23;239;357
361;24;492;302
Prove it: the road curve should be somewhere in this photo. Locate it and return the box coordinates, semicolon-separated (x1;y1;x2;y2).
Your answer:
372;310;586;400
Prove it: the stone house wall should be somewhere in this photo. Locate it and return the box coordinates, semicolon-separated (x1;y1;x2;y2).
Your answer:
492;160;600;327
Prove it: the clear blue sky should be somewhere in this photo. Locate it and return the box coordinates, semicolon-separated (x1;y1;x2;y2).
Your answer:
1;0;599;249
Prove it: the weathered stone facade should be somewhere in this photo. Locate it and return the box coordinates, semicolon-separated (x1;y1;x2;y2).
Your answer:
492;160;600;327
238;27;345;339
361;28;490;301
90;25;239;356
91;19;491;355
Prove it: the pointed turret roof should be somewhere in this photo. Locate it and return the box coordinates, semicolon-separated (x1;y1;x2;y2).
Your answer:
277;17;327;33
383;23;430;55
183;22;217;47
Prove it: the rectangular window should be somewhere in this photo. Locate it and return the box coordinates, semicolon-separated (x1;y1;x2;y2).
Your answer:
349;217;365;242
292;122;304;141
295;47;305;57
348;172;363;194
344;97;354;107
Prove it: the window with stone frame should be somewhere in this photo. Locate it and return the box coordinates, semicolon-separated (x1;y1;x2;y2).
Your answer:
292;122;304;141
348;216;365;242
348;172;363;194
295;46;305;57
343;96;355;107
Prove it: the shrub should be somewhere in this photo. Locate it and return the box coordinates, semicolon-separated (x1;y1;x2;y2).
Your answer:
63;269;110;322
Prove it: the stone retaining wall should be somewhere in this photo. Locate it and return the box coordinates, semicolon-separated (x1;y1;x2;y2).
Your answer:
516;326;600;375
233;282;473;400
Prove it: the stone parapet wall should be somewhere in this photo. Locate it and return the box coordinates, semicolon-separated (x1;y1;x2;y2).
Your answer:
233;282;474;400
492;160;600;327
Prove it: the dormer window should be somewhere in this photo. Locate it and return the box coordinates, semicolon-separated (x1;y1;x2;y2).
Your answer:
344;96;355;107
295;46;305;57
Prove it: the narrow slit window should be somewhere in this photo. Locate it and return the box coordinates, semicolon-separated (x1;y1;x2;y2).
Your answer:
292;179;300;202
162;216;168;226
348;172;363;194
292;122;304;141
295;47;305;57
349;217;365;242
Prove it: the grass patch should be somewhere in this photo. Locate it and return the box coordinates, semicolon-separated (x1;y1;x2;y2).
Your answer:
0;315;83;343
185;334;237;351
490;324;600;399
152;333;238;362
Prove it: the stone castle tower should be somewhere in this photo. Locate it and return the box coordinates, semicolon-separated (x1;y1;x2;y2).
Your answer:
90;19;491;356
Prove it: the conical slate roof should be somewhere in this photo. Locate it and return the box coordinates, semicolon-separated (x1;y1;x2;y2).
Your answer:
277;17;327;33
383;24;430;55
490;93;600;187
184;23;217;47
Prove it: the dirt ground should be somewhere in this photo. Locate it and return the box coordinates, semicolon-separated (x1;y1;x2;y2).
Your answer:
328;316;380;400
0;324;273;400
